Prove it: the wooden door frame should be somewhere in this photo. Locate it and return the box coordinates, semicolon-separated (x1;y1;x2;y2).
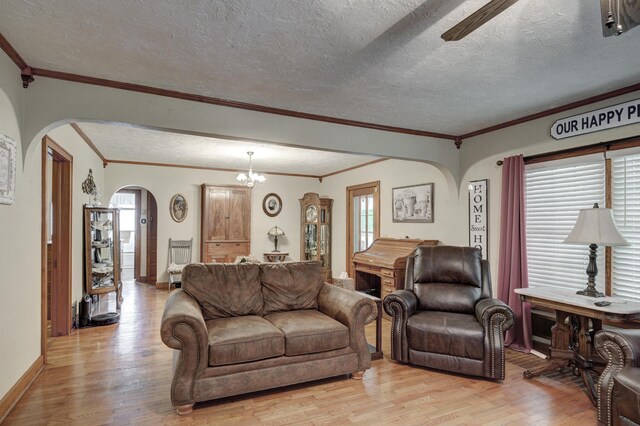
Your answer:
146;192;158;285
41;136;73;359
346;181;380;278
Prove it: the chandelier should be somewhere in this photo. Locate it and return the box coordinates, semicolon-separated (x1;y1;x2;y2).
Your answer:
236;151;265;188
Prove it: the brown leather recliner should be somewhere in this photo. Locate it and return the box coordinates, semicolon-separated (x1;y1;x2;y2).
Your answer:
595;328;640;426
383;245;514;380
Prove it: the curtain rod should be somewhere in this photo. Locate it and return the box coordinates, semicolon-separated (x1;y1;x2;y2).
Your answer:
496;135;640;166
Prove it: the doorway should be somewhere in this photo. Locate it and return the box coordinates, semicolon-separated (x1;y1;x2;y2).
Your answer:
346;181;380;278
110;187;157;286
41;136;73;355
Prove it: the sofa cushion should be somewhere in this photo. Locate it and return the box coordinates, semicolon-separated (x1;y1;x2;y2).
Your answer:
260;262;324;313
264;310;349;356
206;315;284;366
406;311;484;360
183;263;263;320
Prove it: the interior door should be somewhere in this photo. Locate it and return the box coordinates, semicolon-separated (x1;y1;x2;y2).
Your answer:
42;136;73;344
227;188;250;240
146;193;157;284
346;181;380;278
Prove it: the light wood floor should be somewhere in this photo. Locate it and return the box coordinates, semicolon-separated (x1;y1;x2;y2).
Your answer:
5;282;596;425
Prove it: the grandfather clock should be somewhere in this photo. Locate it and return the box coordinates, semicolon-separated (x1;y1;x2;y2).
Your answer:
300;193;332;281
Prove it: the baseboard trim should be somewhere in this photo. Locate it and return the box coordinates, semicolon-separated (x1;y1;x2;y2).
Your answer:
0;355;45;423
156;281;169;290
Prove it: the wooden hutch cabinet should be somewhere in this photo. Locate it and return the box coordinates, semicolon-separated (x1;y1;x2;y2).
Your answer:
83;206;121;302
300;193;332;280
200;184;251;262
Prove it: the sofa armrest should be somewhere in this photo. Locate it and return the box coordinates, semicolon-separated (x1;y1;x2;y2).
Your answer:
160;289;208;406
595;328;640;425
383;290;418;363
474;298;514;380
317;283;377;372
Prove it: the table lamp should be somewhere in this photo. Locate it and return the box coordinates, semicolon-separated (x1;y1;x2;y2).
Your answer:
267;226;285;252
563;203;628;297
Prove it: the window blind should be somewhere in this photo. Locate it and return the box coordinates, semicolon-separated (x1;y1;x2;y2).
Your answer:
611;154;640;302
525;160;606;292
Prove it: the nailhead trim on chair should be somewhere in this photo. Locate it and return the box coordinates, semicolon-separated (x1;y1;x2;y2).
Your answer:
489;313;507;380
386;301;407;362
598;340;625;426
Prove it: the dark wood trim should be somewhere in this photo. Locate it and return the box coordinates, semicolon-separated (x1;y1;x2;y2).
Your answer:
0;355;44;423
0;32;28;70
30;67;456;140
70;123;107;167
146;192;157;285
107;159;322;179
42;135;73;358
320;159;388;179
462;82;640;140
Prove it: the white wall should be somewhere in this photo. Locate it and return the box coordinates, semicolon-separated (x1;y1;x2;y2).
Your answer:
46;125;105;306
321;159;463;276
0;52;41;401
459;90;640;290
104;163;320;283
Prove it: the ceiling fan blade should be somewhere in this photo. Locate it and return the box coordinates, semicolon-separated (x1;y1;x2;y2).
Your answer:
600;0;640;37
441;0;520;41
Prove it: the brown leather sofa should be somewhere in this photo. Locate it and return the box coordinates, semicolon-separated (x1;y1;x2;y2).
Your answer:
595;328;640;426
160;261;377;415
383;245;514;380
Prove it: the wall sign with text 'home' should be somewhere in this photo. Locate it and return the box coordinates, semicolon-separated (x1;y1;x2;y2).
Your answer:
551;98;640;140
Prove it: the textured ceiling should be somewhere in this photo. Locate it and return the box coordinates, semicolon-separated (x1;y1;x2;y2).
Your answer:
1;1;640;136
76;122;382;176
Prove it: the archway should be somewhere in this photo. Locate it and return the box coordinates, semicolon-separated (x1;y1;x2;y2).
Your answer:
109;186;158;287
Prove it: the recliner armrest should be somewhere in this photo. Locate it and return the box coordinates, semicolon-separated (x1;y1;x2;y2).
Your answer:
383;290;418;363
474;297;514;328
160;289;209;405
383;290;418;318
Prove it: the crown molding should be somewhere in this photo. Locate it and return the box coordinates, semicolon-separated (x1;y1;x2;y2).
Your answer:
2;31;639;145
0;32;27;70
460;82;640;140
70;123;107;167
30;67;457;140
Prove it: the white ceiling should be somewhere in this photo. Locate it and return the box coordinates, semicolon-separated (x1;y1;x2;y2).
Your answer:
75;122;382;177
2;0;640;137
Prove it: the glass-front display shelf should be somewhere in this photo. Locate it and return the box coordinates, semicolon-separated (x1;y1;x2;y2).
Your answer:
84;207;120;296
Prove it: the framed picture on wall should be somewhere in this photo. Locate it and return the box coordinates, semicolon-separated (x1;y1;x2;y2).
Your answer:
170;194;188;223
0;134;17;205
392;183;433;223
262;193;282;217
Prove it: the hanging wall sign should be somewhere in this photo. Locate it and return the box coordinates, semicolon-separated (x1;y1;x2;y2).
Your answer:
551;98;640;140
468;179;488;260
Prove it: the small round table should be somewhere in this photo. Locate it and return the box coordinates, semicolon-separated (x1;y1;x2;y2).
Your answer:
263;252;289;262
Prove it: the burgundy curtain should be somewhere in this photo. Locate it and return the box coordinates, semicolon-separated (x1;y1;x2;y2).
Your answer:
498;155;532;352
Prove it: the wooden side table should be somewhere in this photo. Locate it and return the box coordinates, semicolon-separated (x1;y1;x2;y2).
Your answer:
515;287;640;406
263;252;288;262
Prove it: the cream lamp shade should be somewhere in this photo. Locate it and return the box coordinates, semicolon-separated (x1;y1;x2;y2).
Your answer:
563;203;628;297
563;205;629;246
267;226;285;252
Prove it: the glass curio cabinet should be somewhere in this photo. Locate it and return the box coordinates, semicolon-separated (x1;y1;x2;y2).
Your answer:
300;193;332;281
84;206;122;305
